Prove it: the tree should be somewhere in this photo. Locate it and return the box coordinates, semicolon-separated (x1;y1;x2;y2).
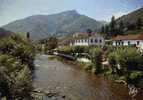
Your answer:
105;25;109;33
109;16;116;36
89;48;103;73
86;29;92;34
118;20;124;34
47;37;58;50
136;17;142;29
26;32;30;39
108;47;143;87
101;26;105;33
126;22;136;30
0;34;35;99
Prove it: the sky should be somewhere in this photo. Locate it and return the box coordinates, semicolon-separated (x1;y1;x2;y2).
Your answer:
0;0;143;26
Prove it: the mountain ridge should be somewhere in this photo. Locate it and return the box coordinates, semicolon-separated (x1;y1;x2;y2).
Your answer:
2;10;104;40
117;7;143;24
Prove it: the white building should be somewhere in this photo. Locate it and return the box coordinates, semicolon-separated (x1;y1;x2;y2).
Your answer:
112;34;143;47
71;34;105;47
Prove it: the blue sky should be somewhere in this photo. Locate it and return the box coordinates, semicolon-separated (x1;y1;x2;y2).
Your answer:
0;0;143;26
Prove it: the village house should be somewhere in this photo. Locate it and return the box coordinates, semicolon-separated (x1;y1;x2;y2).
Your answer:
70;32;105;47
112;33;143;48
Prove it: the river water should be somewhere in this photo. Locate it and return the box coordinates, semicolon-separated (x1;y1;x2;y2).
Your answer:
33;54;142;100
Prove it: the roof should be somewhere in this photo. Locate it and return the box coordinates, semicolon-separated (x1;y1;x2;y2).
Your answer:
113;33;143;41
73;32;103;40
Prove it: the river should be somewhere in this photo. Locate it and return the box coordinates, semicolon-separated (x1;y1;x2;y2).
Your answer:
33;54;142;100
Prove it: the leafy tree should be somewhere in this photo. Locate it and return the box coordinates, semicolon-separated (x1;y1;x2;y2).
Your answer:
101;26;105;33
11;66;32;100
0;34;35;99
136;17;142;29
126;22;136;30
86;29;92;34
47;37;58;50
108;47;143;87
86;29;93;36
105;25;109;34
118;20;124;34
109;16;116;36
89;48;103;73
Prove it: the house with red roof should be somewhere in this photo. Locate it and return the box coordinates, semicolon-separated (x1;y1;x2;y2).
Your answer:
112;33;143;47
71;32;105;47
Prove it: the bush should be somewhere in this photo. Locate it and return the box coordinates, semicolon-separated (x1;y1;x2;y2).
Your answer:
57;46;74;54
0;35;35;70
89;47;103;73
57;46;90;57
117;47;142;71
83;63;94;71
108;47;143;87
0;34;35;99
0;54;32;99
72;46;89;53
108;52;118;70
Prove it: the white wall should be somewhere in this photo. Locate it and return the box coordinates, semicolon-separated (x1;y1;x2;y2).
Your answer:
113;40;143;46
74;39;89;46
88;37;105;47
73;36;105;47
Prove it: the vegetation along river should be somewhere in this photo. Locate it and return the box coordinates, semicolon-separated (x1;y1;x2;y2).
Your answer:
33;54;142;100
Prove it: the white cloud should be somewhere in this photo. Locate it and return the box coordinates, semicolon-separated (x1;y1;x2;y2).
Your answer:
113;11;129;19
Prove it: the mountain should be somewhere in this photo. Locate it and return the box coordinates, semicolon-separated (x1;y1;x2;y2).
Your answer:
2;10;104;40
117;7;143;24
0;28;12;37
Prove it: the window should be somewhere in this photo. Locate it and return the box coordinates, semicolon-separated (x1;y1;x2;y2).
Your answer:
90;39;93;43
95;39;97;43
81;40;83;43
122;41;124;45
128;41;130;45
116;41;118;46
137;41;140;45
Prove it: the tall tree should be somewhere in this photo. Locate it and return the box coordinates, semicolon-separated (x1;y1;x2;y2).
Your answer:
109;16;116;36
118;20;124;34
86;29;92;36
136;17;142;29
101;26;105;33
86;29;92;33
47;37;58;50
105;25;109;35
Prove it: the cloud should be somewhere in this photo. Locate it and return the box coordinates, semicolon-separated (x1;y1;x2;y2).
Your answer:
113;11;128;19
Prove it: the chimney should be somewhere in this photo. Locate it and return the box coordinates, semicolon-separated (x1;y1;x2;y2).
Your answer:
26;32;31;41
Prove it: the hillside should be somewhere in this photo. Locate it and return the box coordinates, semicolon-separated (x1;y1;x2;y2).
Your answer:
117;7;143;24
0;28;12;37
2;10;104;40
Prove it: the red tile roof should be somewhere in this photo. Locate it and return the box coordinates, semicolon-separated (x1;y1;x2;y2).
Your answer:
113;33;143;40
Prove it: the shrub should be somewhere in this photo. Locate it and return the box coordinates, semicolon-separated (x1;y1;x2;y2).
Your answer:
57;46;74;54
108;47;143;87
0;54;33;99
0;34;35;99
128;71;143;87
89;47;103;73
0;35;35;70
108;52;118;69
116;47;143;71
72;46;89;53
